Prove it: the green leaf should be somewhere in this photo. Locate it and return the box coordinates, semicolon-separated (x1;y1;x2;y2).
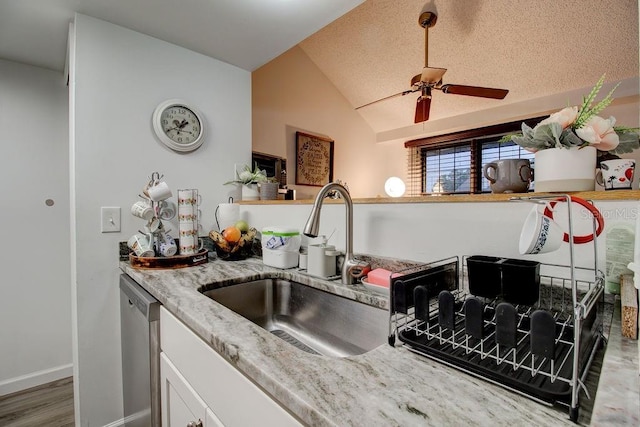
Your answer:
574;74;606;128
510;134;543;150
609;131;640;155
560;129;585;147
532;122;563;147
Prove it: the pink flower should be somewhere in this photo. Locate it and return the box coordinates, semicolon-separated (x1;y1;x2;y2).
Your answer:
575;116;619;151
539;106;578;129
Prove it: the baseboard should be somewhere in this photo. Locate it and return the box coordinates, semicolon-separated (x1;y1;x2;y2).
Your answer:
0;363;74;396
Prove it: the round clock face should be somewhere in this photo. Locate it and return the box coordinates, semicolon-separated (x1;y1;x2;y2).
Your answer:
152;99;205;152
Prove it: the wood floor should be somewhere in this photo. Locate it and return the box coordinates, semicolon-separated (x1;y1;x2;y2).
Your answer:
0;377;74;427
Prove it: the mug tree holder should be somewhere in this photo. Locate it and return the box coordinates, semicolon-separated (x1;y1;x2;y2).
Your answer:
129;173;208;269
129;200;208;270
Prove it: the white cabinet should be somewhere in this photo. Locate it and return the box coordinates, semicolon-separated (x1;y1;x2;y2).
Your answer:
160;353;207;427
206;408;224;427
160;307;302;427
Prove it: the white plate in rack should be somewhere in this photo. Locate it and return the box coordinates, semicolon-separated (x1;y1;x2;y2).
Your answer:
361;277;389;296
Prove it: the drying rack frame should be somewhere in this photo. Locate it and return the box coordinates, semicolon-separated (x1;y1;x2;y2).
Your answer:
388;195;606;423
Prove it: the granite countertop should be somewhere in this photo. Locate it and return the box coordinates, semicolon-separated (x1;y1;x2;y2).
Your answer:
590;300;640;425
120;257;638;426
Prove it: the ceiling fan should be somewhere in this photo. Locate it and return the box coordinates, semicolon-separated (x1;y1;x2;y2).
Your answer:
356;11;509;123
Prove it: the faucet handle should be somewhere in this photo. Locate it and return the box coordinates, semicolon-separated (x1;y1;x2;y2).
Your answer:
347;260;371;280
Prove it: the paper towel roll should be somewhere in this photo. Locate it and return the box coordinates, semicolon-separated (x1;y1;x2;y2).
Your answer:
216;203;239;231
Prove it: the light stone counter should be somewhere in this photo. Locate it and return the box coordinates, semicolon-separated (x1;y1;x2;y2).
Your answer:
120;257;631;426
590;300;640;426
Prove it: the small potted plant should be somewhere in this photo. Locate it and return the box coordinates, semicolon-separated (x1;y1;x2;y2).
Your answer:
225;163;267;200
501;75;639;192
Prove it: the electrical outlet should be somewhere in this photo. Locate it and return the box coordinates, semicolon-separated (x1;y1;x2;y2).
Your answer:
101;207;121;233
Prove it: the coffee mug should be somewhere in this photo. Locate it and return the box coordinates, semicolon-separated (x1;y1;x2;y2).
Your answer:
179;235;204;255
156;231;178;257
131;200;154;220
596;159;635;190
127;233;155;257
483;159;532;193
157;200;176;220
520;196;605;255
177;189;201;207
144;180;173;202
519;205;563;255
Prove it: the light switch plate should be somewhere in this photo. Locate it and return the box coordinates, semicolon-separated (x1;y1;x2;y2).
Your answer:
101;207;121;233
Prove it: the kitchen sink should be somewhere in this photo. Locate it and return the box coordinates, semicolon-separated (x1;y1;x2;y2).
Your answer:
200;279;388;357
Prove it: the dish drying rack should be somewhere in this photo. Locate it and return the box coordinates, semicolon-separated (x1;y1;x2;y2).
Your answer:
388;195;606;423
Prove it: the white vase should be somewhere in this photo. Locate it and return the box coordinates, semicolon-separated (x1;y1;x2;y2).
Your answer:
534;146;597;192
241;183;259;201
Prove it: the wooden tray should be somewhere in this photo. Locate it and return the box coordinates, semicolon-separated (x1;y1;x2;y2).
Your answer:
129;249;208;269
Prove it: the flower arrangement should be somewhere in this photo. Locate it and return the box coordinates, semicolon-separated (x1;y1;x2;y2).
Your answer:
502;75;639;159
225;163;267;185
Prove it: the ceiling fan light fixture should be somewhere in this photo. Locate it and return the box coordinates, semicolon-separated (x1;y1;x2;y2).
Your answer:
420;67;447;85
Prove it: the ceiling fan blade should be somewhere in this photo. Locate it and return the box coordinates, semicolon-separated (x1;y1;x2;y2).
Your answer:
414;96;431;123
356;87;420;110
439;84;509;99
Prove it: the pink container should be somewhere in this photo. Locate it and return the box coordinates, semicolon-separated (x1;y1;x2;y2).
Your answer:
367;268;397;287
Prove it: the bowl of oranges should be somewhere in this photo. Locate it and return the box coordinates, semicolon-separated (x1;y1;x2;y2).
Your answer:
209;220;257;261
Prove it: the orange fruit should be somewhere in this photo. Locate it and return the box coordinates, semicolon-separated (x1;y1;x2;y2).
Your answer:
222;226;241;243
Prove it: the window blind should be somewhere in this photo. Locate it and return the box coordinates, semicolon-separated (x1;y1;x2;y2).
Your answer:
404;116;545;195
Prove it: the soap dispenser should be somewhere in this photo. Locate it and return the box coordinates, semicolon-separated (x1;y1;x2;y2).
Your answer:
307;235;336;278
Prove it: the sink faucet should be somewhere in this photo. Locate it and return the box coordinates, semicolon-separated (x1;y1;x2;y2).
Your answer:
303;182;370;285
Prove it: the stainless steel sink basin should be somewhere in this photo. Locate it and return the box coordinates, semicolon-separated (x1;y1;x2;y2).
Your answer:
200;279;388;357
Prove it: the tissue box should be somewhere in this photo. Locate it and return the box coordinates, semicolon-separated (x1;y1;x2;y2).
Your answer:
261;226;301;269
262;248;298;269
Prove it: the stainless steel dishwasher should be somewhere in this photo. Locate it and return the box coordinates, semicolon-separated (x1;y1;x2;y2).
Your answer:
120;274;161;427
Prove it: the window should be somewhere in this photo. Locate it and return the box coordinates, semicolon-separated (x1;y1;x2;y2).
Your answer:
424;145;472;194
406;117;544;196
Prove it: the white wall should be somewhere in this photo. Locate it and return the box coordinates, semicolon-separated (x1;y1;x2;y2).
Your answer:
252;46;406;199
242;199;638;274
70;14;251;426
0;59;72;395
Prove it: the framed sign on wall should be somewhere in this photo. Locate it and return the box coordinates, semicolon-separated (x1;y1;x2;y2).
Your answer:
295;131;334;186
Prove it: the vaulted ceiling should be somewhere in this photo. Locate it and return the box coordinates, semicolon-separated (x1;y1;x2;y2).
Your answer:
1;0;638;139
298;0;639;136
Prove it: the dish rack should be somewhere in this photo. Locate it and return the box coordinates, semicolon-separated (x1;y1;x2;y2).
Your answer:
388;195;605;423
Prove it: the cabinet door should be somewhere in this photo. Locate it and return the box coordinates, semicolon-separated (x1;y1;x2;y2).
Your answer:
206;408;225;427
161;352;209;427
161;307;302;426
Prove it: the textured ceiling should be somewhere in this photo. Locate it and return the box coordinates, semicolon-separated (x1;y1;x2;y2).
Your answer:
0;0;365;72
298;0;639;134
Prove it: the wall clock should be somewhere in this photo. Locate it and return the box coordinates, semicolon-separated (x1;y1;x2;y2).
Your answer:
152;99;205;152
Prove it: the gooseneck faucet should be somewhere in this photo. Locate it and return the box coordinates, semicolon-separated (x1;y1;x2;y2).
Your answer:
303;182;370;285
